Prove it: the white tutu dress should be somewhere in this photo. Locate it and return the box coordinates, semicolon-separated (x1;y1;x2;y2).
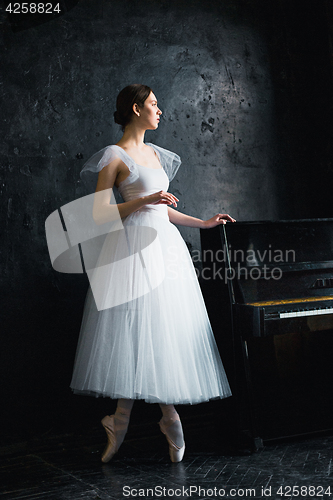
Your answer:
70;143;232;404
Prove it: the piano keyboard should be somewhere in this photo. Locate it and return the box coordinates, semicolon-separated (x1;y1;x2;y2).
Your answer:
280;307;333;318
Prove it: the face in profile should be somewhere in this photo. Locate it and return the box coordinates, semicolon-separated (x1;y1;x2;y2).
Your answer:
138;92;162;130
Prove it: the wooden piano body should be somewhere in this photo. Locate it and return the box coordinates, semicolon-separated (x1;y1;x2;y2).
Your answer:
200;219;333;448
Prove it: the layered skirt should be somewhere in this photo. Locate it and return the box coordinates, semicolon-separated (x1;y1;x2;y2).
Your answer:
70;208;231;404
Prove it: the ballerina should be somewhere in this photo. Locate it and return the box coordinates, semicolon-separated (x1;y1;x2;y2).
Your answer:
70;84;235;463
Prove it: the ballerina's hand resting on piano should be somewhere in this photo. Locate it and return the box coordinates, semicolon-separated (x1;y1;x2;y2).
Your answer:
202;214;236;229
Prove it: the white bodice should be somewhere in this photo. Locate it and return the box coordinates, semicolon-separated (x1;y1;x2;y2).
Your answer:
117;152;170;220
80;143;181;221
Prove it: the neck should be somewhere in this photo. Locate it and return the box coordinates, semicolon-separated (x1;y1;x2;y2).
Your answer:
117;123;147;149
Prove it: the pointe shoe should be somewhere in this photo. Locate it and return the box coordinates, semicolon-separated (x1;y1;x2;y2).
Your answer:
159;418;185;463
101;414;128;463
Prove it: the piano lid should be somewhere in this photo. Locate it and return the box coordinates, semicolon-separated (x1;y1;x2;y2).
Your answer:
221;218;333;273
215;218;333;304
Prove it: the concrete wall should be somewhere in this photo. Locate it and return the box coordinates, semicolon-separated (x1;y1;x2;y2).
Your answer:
1;0;332;441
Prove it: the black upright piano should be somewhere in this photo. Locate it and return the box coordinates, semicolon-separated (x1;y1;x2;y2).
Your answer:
200;219;333;448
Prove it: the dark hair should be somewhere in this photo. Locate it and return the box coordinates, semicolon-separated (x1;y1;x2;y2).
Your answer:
114;84;152;131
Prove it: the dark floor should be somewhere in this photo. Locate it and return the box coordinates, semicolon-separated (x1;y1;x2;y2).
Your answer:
1;409;333;500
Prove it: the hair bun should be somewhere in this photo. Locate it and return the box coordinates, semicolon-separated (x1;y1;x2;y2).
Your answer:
114;110;122;125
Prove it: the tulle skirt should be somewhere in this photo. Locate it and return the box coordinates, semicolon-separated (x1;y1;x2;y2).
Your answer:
70;207;231;404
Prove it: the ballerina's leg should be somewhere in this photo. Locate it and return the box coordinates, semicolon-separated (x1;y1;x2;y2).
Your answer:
101;398;134;462
158;403;185;462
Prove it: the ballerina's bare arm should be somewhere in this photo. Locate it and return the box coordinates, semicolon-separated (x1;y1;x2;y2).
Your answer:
167;207;236;229
93;159;179;225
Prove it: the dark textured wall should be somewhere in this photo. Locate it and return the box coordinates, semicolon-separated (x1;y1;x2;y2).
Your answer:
1;0;332;442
